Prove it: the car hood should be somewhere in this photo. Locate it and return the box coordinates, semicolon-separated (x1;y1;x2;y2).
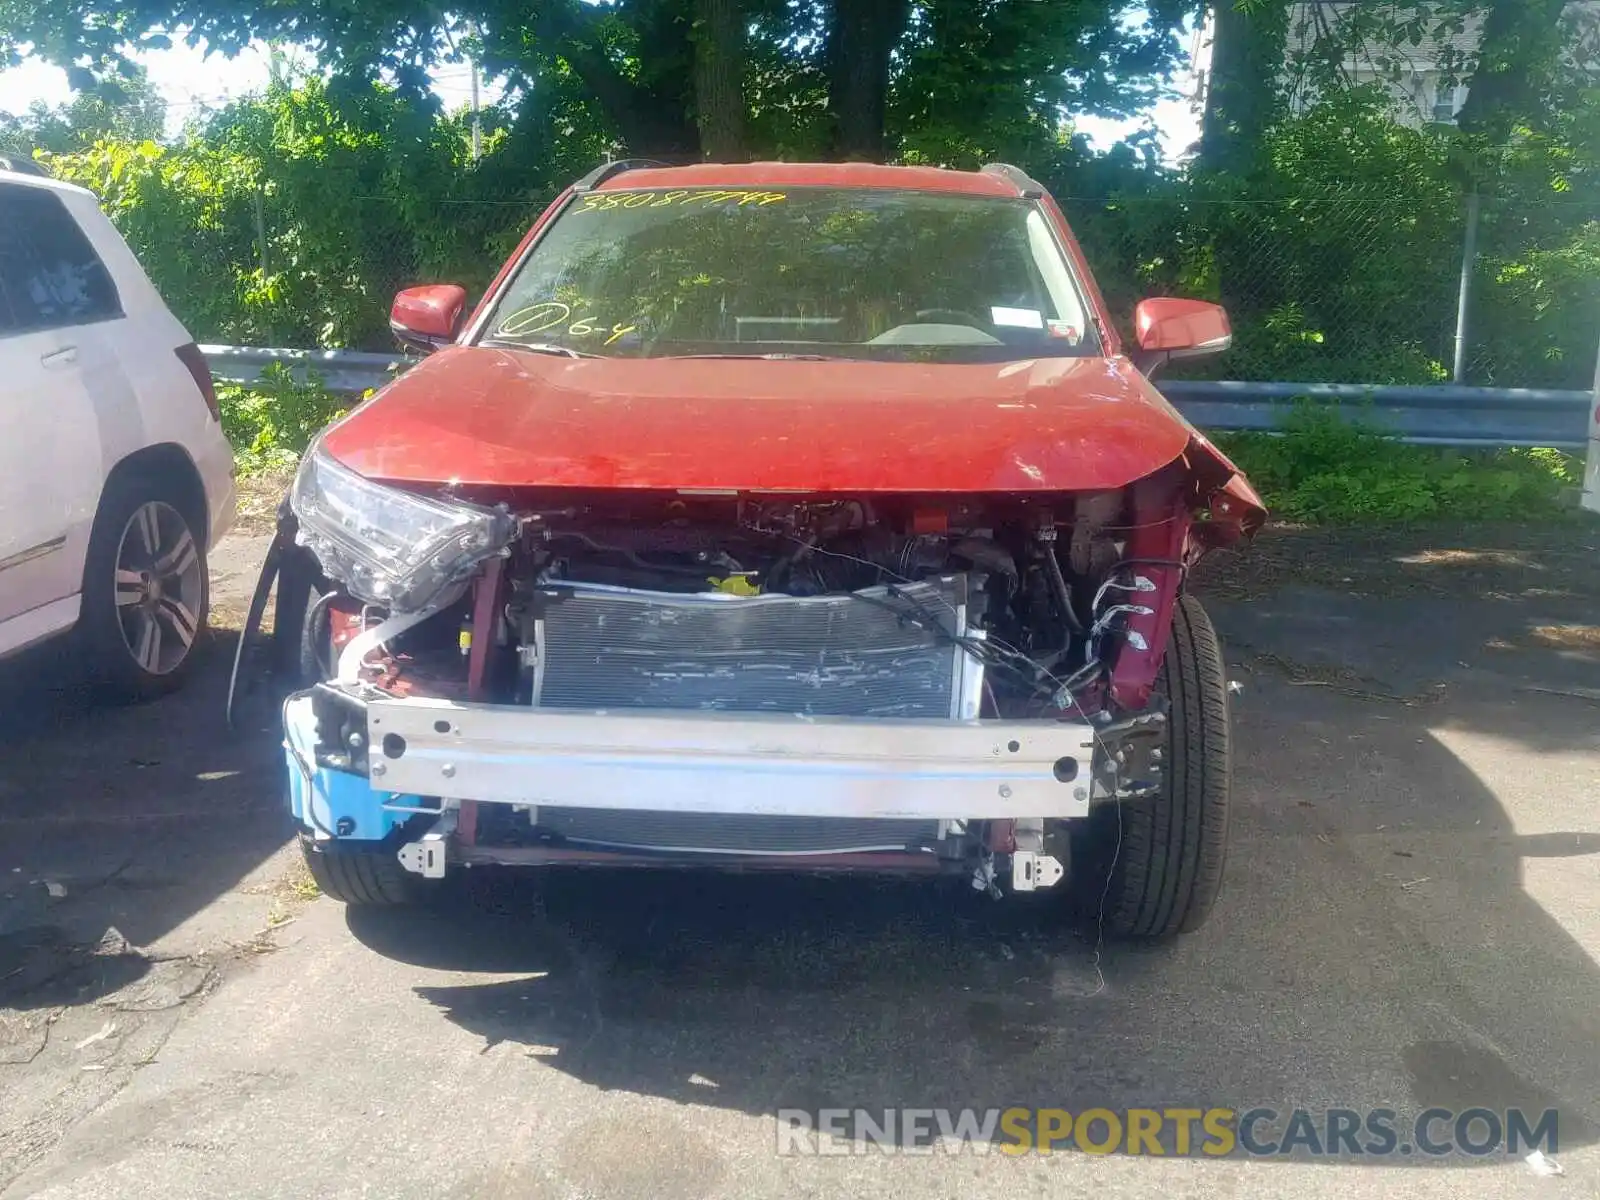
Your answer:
319;345;1201;493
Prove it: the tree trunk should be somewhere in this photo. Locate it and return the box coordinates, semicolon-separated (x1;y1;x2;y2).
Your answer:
560;42;702;159
535;0;703;160
692;0;747;160
1456;0;1569;142
824;0;911;161
1198;0;1290;173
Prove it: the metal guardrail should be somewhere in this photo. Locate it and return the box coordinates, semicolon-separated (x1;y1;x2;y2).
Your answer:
201;345;1597;450
200;344;407;395
1160;380;1593;450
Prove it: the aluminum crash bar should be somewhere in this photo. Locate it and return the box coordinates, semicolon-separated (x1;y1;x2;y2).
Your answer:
366;698;1099;821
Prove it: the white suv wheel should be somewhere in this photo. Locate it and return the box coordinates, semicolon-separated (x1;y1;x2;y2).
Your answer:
113;500;204;676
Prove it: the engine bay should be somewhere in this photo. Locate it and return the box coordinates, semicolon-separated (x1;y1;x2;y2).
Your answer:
316;488;1170;726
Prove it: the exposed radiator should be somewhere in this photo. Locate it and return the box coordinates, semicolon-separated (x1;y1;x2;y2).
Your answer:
531;576;980;719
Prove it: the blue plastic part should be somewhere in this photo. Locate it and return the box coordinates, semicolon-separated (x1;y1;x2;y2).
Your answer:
283;693;414;841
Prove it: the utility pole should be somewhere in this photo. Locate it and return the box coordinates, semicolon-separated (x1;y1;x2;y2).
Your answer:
253;187;268;277
1451;188;1481;384
1583;323;1600;514
467;22;483;163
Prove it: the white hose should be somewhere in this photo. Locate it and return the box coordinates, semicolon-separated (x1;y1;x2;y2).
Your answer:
335;586;463;683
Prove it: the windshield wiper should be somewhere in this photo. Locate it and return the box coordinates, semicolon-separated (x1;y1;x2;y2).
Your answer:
479;338;599;359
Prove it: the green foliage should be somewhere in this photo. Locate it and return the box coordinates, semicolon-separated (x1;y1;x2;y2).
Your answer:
1062;90;1470;384
1053;85;1598;391
891;0;1186;169
217;365;349;473
1219;402;1578;523
1467;80;1600;388
1;0;1192;166
0;68;166;154
42;79;603;349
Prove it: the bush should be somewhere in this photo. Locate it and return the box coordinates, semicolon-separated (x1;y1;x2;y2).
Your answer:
218;364;350;474
1217;403;1579;523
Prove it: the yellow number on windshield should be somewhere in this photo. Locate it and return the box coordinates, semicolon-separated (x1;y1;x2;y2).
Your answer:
575;189;786;212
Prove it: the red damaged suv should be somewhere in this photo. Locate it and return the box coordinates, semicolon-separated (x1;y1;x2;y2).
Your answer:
252;160;1264;938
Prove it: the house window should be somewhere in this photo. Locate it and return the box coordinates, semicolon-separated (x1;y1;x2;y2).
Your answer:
1433;84;1463;122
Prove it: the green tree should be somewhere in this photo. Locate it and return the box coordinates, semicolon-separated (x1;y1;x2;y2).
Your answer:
0;68;166;154
43;79;582;348
1;0;1198;163
1199;0;1291;172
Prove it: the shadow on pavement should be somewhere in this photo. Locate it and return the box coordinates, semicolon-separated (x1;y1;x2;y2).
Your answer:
0;633;290;1010
347;659;1600;1165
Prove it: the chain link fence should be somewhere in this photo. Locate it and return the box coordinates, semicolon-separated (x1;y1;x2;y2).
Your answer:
1066;189;1599;390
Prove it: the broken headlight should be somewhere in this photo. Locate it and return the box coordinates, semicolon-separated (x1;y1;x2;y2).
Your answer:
290;443;518;611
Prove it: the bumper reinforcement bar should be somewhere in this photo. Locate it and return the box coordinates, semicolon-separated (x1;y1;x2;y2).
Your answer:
367;697;1100;821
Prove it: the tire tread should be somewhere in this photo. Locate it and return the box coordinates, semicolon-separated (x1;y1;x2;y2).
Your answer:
1098;592;1231;939
301;837;416;906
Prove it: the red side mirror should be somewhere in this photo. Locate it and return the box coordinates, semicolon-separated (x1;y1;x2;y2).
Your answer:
1132;298;1231;377
391;285;468;354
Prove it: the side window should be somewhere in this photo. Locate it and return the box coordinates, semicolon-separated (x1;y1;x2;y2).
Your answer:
0;183;122;335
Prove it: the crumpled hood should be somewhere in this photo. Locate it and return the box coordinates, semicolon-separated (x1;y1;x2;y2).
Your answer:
319;345;1203;493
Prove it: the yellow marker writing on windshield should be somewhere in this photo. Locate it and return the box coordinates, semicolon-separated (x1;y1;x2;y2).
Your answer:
576;189;786;213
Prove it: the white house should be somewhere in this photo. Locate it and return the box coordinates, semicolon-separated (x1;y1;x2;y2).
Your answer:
1189;2;1599;129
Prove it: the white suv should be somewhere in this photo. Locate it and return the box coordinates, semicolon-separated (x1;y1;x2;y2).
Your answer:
0;166;235;697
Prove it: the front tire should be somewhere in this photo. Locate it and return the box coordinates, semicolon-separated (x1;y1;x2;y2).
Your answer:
1079;593;1232;939
300;836;423;906
81;476;209;702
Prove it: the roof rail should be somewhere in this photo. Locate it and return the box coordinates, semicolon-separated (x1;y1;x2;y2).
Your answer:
575;158;669;191
980;162;1044;199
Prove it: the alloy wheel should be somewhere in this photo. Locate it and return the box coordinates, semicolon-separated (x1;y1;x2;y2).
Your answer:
113;500;204;676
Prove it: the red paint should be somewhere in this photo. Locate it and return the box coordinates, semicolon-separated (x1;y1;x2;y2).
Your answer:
391;285;467;342
321;348;1200;494
1108;483;1191;711
456;558;505;849
986;820;1017;853
1134;298;1231;352
597;161;1021;197
1184;434;1268;538
330;606;364;655
456;799;478;846
466;557;503;699
174;342;219;422
1204;473;1269;545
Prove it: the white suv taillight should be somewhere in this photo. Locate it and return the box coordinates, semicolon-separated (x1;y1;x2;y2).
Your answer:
174;342;220;422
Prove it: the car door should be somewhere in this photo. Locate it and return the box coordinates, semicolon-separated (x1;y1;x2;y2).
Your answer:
0;180;112;647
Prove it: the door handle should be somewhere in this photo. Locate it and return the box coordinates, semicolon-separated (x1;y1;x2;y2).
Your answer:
40;346;79;368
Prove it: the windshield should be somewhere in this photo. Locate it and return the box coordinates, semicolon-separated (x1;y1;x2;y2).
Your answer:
478;187;1097;362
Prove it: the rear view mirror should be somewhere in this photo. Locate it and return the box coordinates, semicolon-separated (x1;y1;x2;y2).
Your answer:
1132;298;1231;378
391;285;468;355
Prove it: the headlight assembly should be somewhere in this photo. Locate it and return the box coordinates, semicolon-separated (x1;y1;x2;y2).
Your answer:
290;444;518;611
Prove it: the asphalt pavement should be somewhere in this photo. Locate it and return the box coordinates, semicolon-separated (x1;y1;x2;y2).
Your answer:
2;523;1598;1199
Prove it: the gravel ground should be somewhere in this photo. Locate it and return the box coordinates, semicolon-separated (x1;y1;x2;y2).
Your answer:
1;518;1597;1199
